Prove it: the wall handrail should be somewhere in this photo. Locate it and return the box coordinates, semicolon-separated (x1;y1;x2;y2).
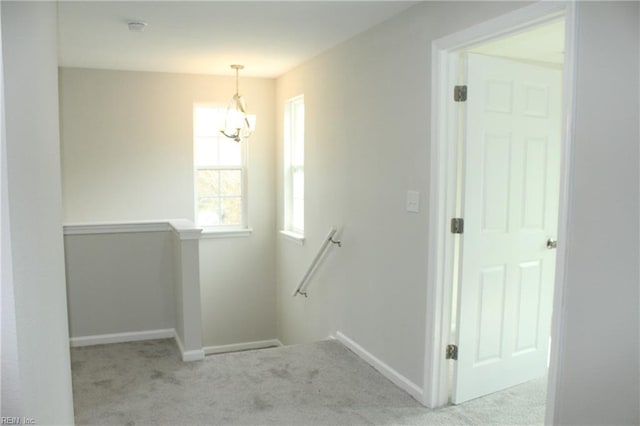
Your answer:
292;226;342;297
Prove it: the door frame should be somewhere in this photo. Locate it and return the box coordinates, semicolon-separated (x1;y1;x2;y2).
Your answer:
423;2;577;423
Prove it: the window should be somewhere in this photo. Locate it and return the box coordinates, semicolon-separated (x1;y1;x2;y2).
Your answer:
194;106;247;229
284;95;304;235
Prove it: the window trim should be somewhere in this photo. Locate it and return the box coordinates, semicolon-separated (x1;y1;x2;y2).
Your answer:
201;228;253;239
279;229;305;245
193;104;249;231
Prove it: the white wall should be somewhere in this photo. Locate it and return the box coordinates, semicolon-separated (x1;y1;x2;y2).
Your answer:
276;2;640;422
0;1;22;415
59;68;277;348
553;3;639;424
1;2;74;422
275;1;529;388
65;232;175;337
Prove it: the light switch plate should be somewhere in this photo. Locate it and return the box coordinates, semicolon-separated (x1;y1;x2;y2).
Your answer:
406;190;420;213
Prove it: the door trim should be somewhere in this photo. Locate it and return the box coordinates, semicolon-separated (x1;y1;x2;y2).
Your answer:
423;2;577;423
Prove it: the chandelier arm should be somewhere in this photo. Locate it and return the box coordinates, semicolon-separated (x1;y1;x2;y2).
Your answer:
220;129;241;141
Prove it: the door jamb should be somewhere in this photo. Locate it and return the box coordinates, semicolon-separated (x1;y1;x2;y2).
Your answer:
423;2;577;423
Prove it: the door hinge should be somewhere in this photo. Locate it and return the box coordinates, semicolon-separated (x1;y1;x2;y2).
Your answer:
454;85;467;102
451;218;464;234
446;344;458;360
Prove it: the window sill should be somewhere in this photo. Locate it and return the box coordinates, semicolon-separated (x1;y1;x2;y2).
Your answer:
279;230;305;245
201;228;253;239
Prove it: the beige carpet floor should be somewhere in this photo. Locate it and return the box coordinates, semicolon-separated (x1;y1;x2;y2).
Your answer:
71;339;546;425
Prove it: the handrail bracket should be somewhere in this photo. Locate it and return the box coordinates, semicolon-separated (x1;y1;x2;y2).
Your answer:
329;237;342;247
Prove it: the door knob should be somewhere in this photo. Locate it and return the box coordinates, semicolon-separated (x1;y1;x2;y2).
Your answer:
547;238;558;249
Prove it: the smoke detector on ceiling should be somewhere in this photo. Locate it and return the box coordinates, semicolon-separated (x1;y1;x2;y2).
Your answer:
127;21;148;32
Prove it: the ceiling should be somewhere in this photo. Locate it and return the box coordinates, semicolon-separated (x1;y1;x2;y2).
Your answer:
467;19;565;66
58;1;417;78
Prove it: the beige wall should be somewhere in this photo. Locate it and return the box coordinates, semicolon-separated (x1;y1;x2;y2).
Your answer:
199;234;276;346
276;2;639;423
553;2;639;424
275;1;529;387
54;2;639;423
59;68;277;348
59;67;275;224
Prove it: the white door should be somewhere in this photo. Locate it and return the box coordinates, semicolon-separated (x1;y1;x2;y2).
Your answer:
452;53;562;404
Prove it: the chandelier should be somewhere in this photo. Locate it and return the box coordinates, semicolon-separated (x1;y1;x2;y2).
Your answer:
220;64;256;142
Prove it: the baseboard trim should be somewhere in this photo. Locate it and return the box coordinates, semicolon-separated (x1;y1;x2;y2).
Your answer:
69;329;205;362
203;339;282;355
335;331;424;402
174;332;205;362
69;328;175;347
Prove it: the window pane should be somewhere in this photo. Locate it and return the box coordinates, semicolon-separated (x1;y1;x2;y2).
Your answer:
284;96;304;234
219;138;242;166
198;198;220;226
292;168;304;199
197;170;220;196
294;102;304;123
292;200;304;232
220;170;242;195
194;106;246;229
292;137;304;166
221;197;242;225
195;137;219;166
293;104;304;165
